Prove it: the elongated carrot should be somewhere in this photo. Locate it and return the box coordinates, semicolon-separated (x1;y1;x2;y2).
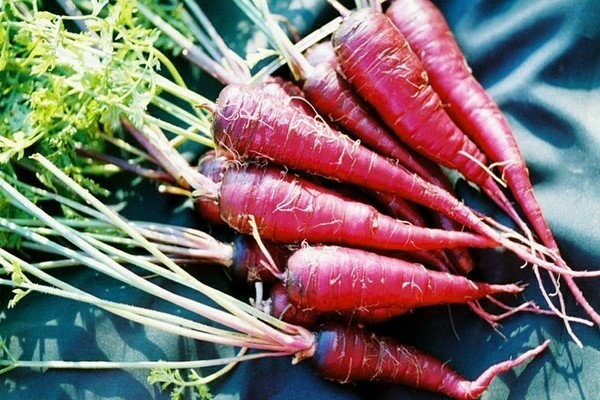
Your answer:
302;56;474;273
331;8;529;238
212;83;488;236
300;50;475;273
212;84;581;273
221;2;474;274
284;245;520;313
384;0;600;330
385;0;554;251
307;323;550;400
218;163;496;251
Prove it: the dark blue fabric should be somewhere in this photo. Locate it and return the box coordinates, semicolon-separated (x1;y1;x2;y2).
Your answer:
2;1;600;399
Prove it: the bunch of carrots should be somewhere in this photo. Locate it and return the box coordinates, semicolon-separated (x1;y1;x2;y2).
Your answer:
1;0;598;399
133;0;596;397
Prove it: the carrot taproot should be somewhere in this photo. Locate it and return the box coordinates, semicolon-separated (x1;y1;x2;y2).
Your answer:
300;52;475;273
269;282;408;328
385;0;600;330
307;323;550;400
331;8;530;238
302;63;442;183
212;85;581;274
232;4;474;274
212;83;489;236
260;13;454;198
385;0;554;251
284;245;521;313
218;163;497;252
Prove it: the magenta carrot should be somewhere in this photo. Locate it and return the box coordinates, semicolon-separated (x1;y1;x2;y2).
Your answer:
369;190;454;272
307;323;550;400
269;282;408;328
432;211;476;274
385;0;554;251
212;85;577;272
284;245;521;313
331;8;529;236
302;63;442;183
304;40;338;69
260;75;316;116
385;0;600;329
212;83;491;237
301;57;474;273
219;164;497;252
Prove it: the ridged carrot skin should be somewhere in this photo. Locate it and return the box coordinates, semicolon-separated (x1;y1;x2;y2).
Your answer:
269;282;408;328
309;323;550;399
257;74;458;271
301;56;474;273
218;164;497;251
260;76;316;116
302;63;443;186
331;9;525;232
385;0;555;251
212;83;496;241
285;246;520;313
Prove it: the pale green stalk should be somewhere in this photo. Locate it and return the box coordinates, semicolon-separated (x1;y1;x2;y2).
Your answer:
0;273;279;350
136;1;241;84
150;95;214;138
0;346;286;371
247;0;313;81
0;177;280;342
144;114;213;146
248;15;342;84
0;219;301;352
180;0;250;82
35;155;314;346
8;224;231;267
98;133;153;160
31;155;315;341
3;180;222;259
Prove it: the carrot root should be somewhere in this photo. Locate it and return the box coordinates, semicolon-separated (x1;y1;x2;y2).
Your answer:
308;323;550;399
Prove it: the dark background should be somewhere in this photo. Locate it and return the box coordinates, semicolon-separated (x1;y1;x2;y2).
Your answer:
2;0;600;399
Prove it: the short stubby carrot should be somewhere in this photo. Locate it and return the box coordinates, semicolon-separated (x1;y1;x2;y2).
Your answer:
218;164;496;252
308;323;550;400
284;245;520;313
331;8;527;235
